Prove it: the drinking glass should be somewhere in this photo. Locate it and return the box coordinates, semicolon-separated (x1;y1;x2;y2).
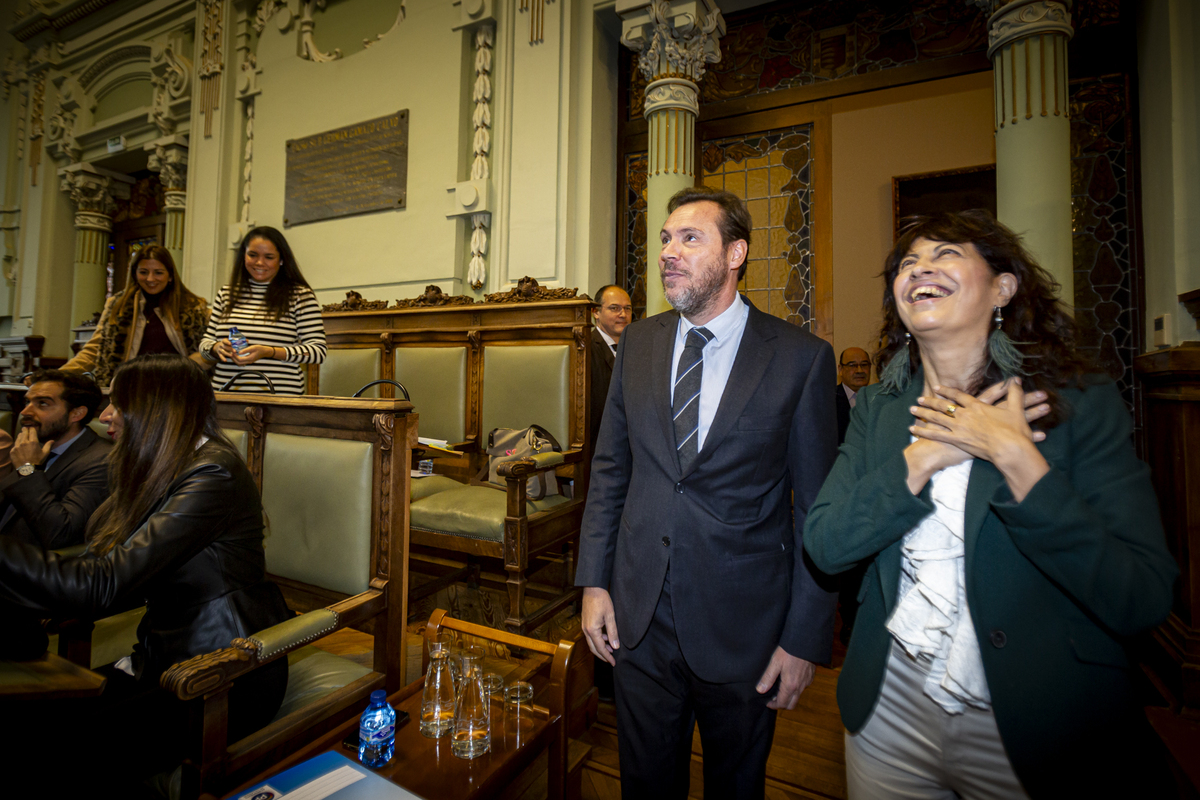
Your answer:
503;681;535;748
451;649;491;759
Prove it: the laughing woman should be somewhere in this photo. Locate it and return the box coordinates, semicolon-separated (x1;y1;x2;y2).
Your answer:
200;226;326;394
804;210;1176;798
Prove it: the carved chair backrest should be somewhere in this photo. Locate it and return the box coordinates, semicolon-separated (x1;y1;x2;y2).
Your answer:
214;394;414;626
319;299;592;489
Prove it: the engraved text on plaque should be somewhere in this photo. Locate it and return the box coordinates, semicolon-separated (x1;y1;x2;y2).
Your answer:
284;110;409;227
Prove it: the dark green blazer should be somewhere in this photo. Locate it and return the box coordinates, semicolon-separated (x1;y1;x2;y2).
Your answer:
804;370;1177;797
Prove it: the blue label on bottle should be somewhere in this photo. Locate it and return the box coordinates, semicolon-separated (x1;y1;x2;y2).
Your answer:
362;724;394;743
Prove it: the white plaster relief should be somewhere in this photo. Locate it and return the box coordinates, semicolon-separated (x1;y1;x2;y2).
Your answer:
643;78;698;116
988;0;1073;56
199;0;224;138
299;0;343;63
622;0;724;84
468;24;494;290
150;41;192;135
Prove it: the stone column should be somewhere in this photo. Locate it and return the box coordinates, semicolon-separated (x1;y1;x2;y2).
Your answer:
147;137;189;269
619;0;725;316
58;164;132;328
987;0;1075;298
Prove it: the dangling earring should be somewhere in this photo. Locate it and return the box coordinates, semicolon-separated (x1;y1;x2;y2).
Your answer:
880;331;913;393
987;305;1024;379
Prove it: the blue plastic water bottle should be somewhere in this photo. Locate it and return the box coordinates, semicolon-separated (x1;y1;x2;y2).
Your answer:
358;689;396;768
229;326;248;355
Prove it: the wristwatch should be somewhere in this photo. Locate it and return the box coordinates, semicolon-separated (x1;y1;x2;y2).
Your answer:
16;462;35;477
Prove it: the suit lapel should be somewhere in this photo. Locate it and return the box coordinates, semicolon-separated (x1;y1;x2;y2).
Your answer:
875;374;926;614
45;428;94;480
652;312;680;470
963;455;1005;570
687;303;774;479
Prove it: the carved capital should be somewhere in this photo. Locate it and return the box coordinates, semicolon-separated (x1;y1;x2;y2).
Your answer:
373;413;395;451
73;211;112;233
60;171;118;217
988;0;1073;57
620;0;725;84
643;77;699;117
148;143;188;191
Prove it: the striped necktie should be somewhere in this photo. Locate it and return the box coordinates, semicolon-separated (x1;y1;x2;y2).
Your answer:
673;326;714;473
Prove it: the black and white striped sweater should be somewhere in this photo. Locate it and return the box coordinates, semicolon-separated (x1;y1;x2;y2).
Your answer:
200;279;327;395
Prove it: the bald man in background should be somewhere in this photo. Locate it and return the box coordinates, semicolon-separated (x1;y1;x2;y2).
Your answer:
835;347;871;446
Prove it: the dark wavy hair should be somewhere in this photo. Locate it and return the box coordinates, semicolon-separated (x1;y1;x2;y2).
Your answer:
221;226;311;323
876;209;1092;427
29;368;102;425
86;355;236;556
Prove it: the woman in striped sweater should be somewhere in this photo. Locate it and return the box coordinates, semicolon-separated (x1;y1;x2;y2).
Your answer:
200;226;326;394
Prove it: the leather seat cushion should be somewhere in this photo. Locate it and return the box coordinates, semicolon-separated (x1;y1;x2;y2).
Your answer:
410;486;570;541
411;474;464;502
273;645;373;722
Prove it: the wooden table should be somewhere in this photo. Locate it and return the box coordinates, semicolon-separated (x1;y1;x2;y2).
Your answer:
228;676;557;800
0;652;107;701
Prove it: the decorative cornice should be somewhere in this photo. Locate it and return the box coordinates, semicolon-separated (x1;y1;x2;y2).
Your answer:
78;45;151;90
643;77;698;116
620;0;725;84
987;0;1073;57
9;0;123;43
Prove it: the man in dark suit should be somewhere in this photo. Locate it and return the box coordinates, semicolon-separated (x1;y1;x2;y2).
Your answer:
576;187;838;798
835;347;870;445
588;284;632;451
0;369;110;549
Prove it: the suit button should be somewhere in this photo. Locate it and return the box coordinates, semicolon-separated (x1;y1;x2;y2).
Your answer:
662;536;670;547
674;483;683;494
990;629;1007;648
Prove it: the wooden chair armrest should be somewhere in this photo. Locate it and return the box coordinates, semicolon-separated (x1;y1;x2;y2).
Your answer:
496;448;583;479
161;588;385;702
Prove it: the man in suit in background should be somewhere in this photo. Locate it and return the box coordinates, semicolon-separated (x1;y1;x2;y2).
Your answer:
0;369;110;550
588;284;632;451
577;186;838;798
835;347;871;445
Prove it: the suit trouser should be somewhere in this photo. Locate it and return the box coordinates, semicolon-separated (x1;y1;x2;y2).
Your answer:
844;642;1029;800
613;569;776;800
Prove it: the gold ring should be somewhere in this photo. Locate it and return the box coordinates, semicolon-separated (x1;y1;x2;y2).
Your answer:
945;404;957;417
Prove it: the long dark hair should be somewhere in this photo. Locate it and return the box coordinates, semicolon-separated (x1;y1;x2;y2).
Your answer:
220;226;310;323
86;355;236;556
877;210;1092;426
111;244;204;325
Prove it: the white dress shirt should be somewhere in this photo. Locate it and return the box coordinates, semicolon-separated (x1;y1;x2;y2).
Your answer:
669;294;749;452
843;382;858;409
597;327;617;353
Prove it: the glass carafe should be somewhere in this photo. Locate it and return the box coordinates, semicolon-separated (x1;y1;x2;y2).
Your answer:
419;637;456;738
451;646;490;759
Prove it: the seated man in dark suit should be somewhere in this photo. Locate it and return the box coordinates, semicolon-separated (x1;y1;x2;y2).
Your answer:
588;284;632;451
835;347;870;446
0;369;110;549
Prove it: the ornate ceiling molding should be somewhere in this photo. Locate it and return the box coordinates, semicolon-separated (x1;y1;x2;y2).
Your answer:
78;45;151;90
9;0;123;43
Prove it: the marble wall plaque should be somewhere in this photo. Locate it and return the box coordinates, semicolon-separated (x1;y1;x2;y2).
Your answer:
284;110;409;227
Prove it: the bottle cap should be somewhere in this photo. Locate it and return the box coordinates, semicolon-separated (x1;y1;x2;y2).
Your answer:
370;689;387;703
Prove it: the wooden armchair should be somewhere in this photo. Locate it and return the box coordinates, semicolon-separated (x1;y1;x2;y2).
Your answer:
159;393;415;795
320;298;594;635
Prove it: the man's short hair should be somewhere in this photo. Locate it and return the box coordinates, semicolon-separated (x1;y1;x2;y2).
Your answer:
666;186;753;281
839;348;867;366
594;285;626;308
29;369;102;425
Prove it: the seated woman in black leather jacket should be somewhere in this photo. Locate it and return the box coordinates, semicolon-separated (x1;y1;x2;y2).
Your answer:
0;354;291;787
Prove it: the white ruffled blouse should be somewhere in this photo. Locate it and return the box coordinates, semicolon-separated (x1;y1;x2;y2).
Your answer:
885;452;991;714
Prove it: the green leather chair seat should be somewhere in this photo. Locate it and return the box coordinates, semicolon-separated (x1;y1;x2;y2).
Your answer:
410;474;464;502
273;645;372;721
410;486;570;541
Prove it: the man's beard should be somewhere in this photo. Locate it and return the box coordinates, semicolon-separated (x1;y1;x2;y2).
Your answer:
27;415;69;444
661;253;729;318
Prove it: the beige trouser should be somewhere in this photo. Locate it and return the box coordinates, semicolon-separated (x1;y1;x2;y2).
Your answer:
844;642;1030;800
